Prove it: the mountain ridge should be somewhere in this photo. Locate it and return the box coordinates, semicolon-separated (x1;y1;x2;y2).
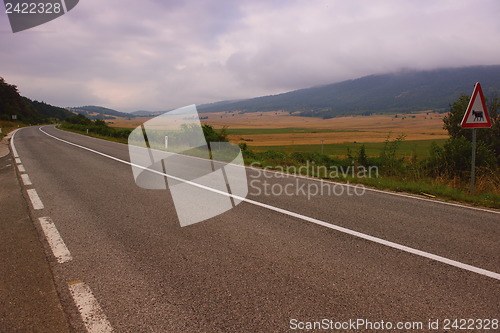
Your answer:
197;65;500;118
69;65;500;119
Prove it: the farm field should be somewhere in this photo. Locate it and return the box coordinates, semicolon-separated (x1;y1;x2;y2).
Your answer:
106;110;449;157
251;139;447;158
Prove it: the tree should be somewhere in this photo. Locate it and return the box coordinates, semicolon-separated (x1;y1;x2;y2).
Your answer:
202;124;228;142
94;119;106;127
428;94;500;178
357;144;368;167
66;113;92;125
443;93;500;160
427;136;496;178
380;133;406;175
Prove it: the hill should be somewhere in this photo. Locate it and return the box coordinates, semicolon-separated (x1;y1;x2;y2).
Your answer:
0;77;72;123
197;65;500;118
69;105;133;119
129;110;166;117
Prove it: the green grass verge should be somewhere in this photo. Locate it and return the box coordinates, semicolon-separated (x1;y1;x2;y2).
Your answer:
252;139;447;158
347;175;499;208
59;127;129;144
254;164;499;208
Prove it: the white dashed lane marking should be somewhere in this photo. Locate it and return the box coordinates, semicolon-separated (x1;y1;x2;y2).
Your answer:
68;281;114;333
26;188;44;210
38;217;73;263
21;173;32;185
13;128;114;332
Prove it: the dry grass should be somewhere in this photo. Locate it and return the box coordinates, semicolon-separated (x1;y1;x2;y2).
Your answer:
0;121;19;139
228;131;446;145
107;116;151;128
107;110;449;145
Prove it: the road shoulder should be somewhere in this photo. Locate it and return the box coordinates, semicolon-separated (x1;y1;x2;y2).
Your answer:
0;152;70;332
0;131;13;158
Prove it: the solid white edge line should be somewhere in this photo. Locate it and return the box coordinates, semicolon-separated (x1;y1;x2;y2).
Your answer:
21;173;32;185
10;129;20;158
68;281;113;333
38;217;73;263
249;166;500;215
27;188;44;210
39;126;500;280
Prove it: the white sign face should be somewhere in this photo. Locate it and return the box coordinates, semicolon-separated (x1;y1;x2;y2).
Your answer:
463;95;488;124
461;82;491;129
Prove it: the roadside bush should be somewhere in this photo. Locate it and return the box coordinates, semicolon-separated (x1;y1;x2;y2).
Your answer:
426;136;497;179
60;118;132;140
379;134;406;176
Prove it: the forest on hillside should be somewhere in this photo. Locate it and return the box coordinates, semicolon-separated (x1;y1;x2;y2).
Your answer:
0;77;72;123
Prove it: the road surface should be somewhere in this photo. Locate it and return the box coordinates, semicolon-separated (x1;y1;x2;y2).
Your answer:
5;125;499;332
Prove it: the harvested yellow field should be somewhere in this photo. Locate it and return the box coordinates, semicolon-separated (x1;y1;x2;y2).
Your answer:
228;132;446;145
108;110;449;145
207;110;448;145
107;116;151;128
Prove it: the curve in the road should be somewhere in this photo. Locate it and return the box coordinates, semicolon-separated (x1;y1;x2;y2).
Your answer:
33;126;500;281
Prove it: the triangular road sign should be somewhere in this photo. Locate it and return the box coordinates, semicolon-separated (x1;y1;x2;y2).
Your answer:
461;82;491;128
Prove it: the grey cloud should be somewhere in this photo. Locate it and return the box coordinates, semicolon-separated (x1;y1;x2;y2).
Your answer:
1;0;499;111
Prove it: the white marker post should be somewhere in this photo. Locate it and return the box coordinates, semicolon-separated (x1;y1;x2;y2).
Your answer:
460;82;492;194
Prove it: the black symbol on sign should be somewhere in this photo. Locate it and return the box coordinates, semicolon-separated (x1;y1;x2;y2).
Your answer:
472;110;484;122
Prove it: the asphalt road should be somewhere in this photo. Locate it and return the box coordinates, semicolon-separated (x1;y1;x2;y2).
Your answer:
6;125;499;332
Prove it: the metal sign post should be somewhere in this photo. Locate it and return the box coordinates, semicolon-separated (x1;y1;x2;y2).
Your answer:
470;128;476;194
460;82;492;194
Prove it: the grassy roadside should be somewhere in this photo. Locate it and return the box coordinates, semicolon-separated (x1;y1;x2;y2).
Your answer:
0;121;20;140
58;125;499;209
59;126;129;144
316;172;498;208
0;128;12;140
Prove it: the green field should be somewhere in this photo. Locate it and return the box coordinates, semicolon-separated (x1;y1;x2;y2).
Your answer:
251;139;448;158
221;128;360;135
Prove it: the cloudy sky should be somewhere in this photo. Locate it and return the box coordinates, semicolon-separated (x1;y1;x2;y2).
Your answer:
1;0;500;112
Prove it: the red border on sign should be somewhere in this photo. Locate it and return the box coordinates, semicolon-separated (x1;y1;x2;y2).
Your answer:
461;82;492;128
